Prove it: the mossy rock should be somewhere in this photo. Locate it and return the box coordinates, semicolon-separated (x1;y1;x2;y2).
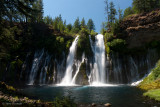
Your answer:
75;61;89;85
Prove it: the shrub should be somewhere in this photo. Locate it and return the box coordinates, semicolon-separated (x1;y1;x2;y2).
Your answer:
123;7;135;18
77;28;93;59
107;39;126;52
52;96;77;107
138;60;160;90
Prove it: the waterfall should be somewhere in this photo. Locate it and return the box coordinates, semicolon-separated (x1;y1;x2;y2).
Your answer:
71;53;85;84
55;53;66;83
106;49;159;84
89;34;106;85
22;34;160;86
39;53;51;85
60;36;79;85
28;49;45;85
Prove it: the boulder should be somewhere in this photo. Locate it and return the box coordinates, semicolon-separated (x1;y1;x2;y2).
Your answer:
104;103;112;107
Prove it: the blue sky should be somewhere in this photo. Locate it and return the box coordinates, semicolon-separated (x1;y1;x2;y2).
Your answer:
43;0;132;33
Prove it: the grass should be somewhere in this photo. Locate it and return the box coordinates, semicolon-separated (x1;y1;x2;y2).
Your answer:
138;60;160;102
143;89;160;101
123;14;137;20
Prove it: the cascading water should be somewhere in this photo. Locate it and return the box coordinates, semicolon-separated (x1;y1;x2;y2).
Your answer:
28;49;45;85
39;54;51;85
71;53;85;84
89;34;106;85
60;36;79;85
22;34;160;86
106;49;159;84
54;53;66;83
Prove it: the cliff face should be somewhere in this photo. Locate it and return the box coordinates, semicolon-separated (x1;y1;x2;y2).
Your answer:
120;9;160;48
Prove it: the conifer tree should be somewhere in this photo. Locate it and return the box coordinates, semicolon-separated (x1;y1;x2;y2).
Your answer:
81;18;86;28
87;19;95;32
72;17;81;33
109;2;117;24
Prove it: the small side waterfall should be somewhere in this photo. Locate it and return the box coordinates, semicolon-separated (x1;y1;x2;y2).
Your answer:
60;36;80;85
28;49;45;85
106;49;159;84
89;34;106;85
39;54;51;85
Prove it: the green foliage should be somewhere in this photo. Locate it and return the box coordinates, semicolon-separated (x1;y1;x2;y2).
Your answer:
147;41;160;49
90;30;97;36
139;60;160;90
66;40;72;50
143;89;160;101
0;81;16;92
77;28;92;59
112;20;121;35
81;18;86;28
0;0;42;23
109;2;117;23
32;0;44;22
103;32;113;54
107;39;126;52
132;0;160;13
100;22;107;35
66;24;72;32
52;96;77;107
118;8;123;20
87;19;95;32
104;1;117;30
44;16;53;25
72;17;81;33
123;7;135;18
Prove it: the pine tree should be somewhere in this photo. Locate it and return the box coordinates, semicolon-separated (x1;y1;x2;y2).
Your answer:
81;18;86;28
0;0;40;23
66;24;72;32
109;2;117;24
32;0;44;22
44;16;53;25
118;7;123;21
72;17;81;33
105;0;109;23
87;19;95;32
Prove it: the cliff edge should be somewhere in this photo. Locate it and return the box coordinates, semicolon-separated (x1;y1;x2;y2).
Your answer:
119;9;160;48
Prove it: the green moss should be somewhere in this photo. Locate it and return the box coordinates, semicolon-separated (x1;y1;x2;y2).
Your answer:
0;81;16;92
143;89;160;101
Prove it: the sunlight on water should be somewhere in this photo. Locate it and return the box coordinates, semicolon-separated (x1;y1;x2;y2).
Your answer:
89;82;119;87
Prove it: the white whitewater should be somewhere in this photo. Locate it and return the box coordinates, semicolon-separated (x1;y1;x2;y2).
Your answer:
59;36;79;86
71;53;85;84
89;34;106;85
131;70;153;86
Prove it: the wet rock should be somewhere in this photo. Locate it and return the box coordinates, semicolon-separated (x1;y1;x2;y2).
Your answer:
92;103;96;106
104;103;111;107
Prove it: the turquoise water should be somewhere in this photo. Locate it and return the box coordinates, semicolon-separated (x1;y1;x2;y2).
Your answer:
21;85;160;107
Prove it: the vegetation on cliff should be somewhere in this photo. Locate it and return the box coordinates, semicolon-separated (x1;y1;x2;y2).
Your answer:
102;0;160;55
138;60;160;101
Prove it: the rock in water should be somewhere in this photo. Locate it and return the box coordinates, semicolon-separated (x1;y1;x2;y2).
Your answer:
92;103;96;106
104;103;112;107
